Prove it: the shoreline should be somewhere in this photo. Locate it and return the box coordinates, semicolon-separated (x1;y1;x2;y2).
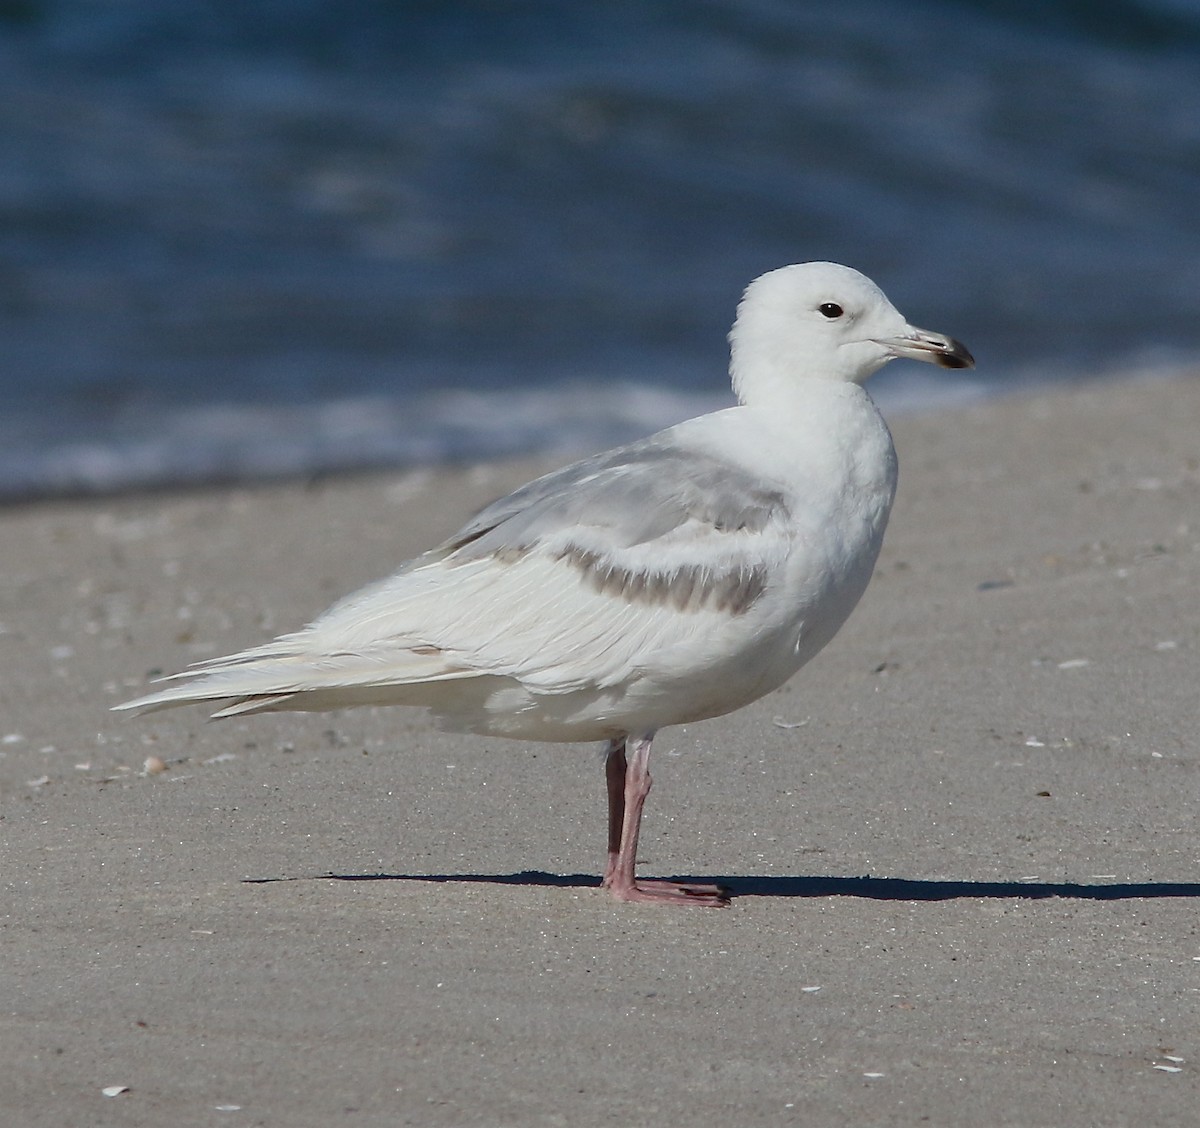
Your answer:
4;361;1196;506
3;371;1199;1125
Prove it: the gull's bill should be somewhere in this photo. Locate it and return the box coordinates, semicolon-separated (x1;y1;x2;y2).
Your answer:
876;327;975;369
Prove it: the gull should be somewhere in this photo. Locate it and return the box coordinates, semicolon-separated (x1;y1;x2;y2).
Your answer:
116;262;973;907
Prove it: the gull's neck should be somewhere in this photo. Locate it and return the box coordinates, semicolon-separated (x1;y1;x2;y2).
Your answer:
730;365;878;421
730;348;884;408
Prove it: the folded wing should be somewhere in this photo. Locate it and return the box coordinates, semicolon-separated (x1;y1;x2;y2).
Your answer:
115;435;795;718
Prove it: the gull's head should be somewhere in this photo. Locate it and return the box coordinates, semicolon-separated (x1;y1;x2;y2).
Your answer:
729;262;973;405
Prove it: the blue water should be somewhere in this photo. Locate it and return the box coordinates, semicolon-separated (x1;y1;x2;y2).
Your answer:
2;0;1199;497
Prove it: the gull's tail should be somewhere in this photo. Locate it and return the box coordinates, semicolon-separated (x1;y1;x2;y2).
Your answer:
113;633;476;719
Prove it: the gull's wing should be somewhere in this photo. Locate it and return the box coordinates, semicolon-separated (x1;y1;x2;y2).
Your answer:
117;433;797;714
437;437;787;564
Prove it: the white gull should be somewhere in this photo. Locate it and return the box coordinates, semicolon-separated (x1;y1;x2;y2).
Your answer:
116;262;973;907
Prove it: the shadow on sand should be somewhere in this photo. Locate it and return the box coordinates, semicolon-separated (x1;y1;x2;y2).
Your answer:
243;870;1200;902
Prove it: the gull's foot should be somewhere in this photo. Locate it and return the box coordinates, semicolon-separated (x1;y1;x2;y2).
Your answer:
604;876;730;907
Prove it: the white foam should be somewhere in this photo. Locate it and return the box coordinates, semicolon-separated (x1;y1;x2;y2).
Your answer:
3;361;1187;501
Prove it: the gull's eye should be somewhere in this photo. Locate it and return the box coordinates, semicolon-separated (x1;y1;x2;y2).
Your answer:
818;302;844;319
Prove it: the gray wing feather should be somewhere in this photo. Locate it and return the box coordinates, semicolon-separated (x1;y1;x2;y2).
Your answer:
438;437;789;564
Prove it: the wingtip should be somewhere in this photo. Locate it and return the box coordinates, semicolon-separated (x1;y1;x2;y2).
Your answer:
110;695;150;715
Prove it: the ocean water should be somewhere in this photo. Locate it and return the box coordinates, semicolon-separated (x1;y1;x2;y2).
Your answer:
2;0;1199;498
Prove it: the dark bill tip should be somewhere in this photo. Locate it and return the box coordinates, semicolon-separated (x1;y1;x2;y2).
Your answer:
934;337;975;369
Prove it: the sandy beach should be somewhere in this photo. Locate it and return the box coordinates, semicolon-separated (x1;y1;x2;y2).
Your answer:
3;372;1199;1126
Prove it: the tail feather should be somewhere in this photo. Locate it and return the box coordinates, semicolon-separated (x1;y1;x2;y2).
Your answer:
113;641;478;718
209;694;296;718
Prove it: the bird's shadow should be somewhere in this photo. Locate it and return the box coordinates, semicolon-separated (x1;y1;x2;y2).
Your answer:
242;870;1200;901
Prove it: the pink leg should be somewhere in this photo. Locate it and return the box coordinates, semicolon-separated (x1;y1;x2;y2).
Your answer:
600;735;729;907
602;738;627;888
